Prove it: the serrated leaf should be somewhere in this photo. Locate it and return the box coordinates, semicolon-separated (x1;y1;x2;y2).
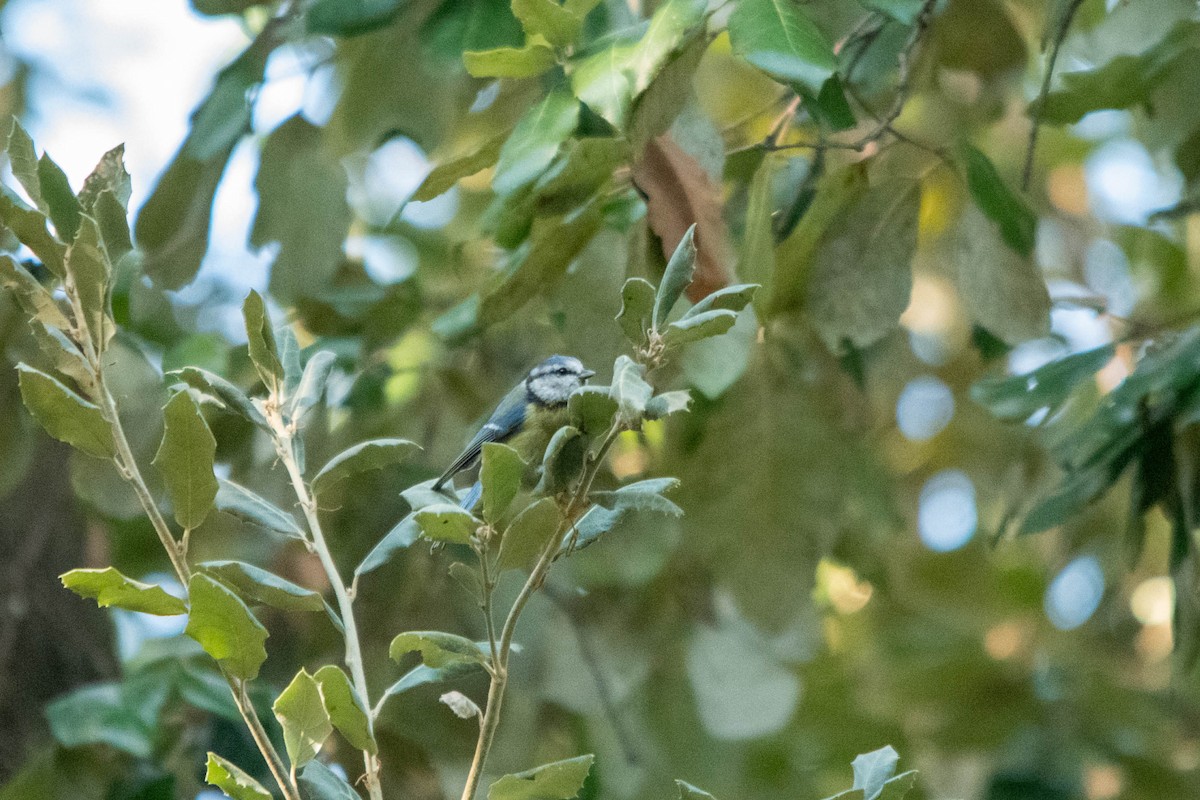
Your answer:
154;390;218;530
288;349;337;423
185;573;269;680
242;290;282;389
170;366;268;428
852;746;899;800
465;44;558;78
389;631;489;668
79;143;132;211
728;0;837;95
205;753;272;800
684;284;759;318
313;664;376;755
498;497;561;571
957;207;1051;345
297;759;360;800
609;355;653;426
311;438;421;495
17;363;113;458
215;478;306;540
617;277;656;345
494;90;580;197
7;120;44;211
413;136;506;202
805;179;920;353
0;254;70;330
415;503;479;544
60;567;187;615
199;560;325;612
676;780;718;800
568;386;618;436
273;669;332;768
0;189;67;277
481;442;526;523
654;224;697;328
37;152;82;241
961;143;1036;257
572;477;682;550
663;309;737;346
487;754;595;800
645;390;692;419
66;216;114;351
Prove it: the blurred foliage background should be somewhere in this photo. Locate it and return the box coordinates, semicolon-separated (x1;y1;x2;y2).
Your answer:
1;0;1199;799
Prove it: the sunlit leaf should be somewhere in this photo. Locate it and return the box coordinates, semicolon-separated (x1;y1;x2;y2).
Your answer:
487;754;595;800
493;90;580;197
273;668;332;768
185;573;269;680
464;44;558;78
60;567;186;616
313;664;376;755
389;630;489;668
481;442;525;523
728;0;837;95
205;753;272;800
414;503;479;544
199;560;326;612
16;363;113;458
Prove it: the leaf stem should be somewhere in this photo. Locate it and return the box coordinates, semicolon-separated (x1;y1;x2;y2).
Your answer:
271;416;385;800
1022;0;1085;191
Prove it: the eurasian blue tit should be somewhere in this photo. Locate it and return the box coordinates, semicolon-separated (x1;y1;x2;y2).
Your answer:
433;355;596;509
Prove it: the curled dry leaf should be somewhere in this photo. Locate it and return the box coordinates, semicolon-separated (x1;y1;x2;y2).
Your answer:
632;134;731;303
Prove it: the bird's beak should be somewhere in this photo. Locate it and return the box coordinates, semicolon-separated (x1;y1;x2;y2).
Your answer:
581;369;596;380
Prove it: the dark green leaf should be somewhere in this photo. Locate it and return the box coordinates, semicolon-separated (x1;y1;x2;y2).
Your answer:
493;90;580;196
539;425;587;493
878;771;919;799
413;136;506;202
532;137;627;214
307;0;406;36
37;153;81;241
381;660;483;699
653;224;697;328
273;669;332;768
971;345;1114;421
860;0;925;24
170;366;267;428
199;560;326;612
65;216;114;351
487;754;595;800
60;566;186;615
415;503;479;544
185;573;269;680
498;497;561;571
481;442;526;523
243;290;283;389
16;363;113;458
215;478;306;540
573;477;682;549
728;0;837;95
389;630;489;668
7;120;43;211
153;390;218;530
313;664;376;755
312;438;421;495
464;44;558;78
738;156;776;310
45;683;155;758
206;753;272;800
298;759;361;800
961;143;1036;257
957;207;1051;345
93;189;132;261
0;189;67;277
355;513;421;577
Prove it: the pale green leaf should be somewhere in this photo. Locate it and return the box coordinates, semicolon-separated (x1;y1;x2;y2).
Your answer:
66;216;114;351
568;386;618;436
616;277;656;345
852;746;899;800
676;780;718;800
513;0;584;47
481;442;526;523
242;290;282;389
0;189;67;277
313;664;376;755
153;390;218;530
493;90;580;197
539;425;586;494
653;224;697;327
663;308;737;346
214;478;306;540
414;503;479;544
205;753;272;800
609;355;653;426
288;349;337;423
957;206;1051;345
645;390;692;419
185;573;269;680
312;438;421;495
0;254;70;330
487;754;595;800
498;497;561;572
297;759;360;800
464;44;557;78
16;363;113;458
389;631;489;668
60;567;186;615
630;0;707;93
413;135;506;202
569;42;637;128
169;366;268;428
273;669;332;768
7;119;44;212
684;284;760;318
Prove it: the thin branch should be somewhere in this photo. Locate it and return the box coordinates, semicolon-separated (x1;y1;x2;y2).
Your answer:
1023;0;1085;191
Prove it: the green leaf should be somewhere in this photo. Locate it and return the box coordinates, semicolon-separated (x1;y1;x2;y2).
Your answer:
251;116;352;302
0;254;70;330
481;442;526;523
380;660;483;701
93;189;133;262
957;207;1051;345
66;216;114;351
78;143;132;211
289;350;337;423
498;497;561;571
493;90;580;197
479;200;603;326
0;189;67;277
313;664;376;755
532;137;627;215
312;438;422;495
568;386;618;436
539;425;587;494
878;771;919;800
414;503;479;544
60;567;187;615
30;321;92;389
37;152;82;241
205;753;272;800
199;560;326;612
297;759;361;800
242;290;283;389
153;390;218;530
513;0;584;47
684;283;759;318
16;363;113;458
215;478;306;540
653;224;697;328
464;44;558;78
609;355;653;426
859;0;925;24
355;513;421;577
569;42;638;129
630;0;708;94
663;309;738;346
617;278;656;345
738;157;776;308
389;630;489;668
852;746;899;800
307;0;406;36
7;119;44;212
628;32;709;149
970;345;1114;421
170;366;268;428
961;143;1036;257
805;179;920;352
487;754;595;800
413;135;506;202
728;0;837;95
273;669;332;768
45;683;155;758
573;477;682;550
676;780;718;800
645;390;692;420
185;573;269;680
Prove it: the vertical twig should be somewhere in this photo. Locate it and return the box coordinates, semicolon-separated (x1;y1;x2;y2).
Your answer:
1023;0;1085;191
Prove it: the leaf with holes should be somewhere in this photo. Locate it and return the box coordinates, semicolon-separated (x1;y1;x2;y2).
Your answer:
60;567;186;616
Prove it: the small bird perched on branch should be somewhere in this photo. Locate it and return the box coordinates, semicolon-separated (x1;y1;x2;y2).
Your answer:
433;355;595;509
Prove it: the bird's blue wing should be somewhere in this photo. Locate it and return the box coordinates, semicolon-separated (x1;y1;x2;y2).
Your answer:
433;385;527;490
